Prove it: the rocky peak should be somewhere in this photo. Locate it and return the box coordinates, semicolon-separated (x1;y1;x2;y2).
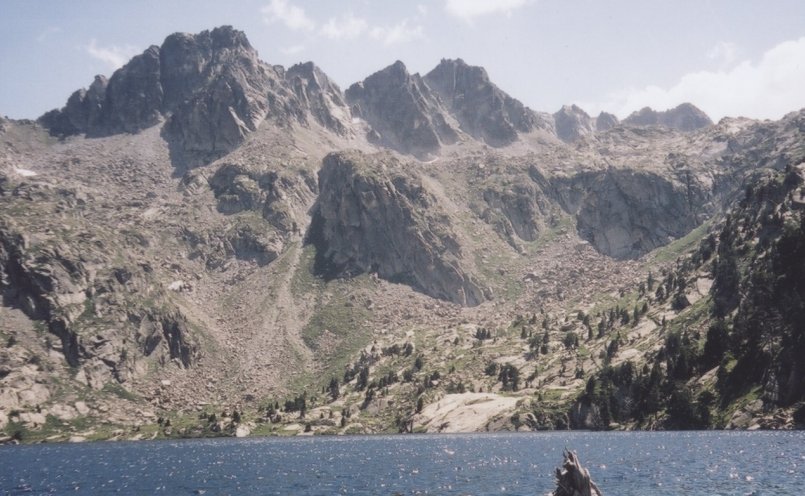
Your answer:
594;111;619;132
102;45;164;134
38;76;108;136
623;103;713;131
286;61;350;135
345;61;459;159
424;58;547;147
158;26;258;112
553;104;594;142
38;26;353;167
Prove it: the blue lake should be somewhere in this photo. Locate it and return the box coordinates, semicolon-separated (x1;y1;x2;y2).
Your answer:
1;431;803;495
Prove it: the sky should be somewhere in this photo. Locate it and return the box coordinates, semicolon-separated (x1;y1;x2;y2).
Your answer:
1;0;805;122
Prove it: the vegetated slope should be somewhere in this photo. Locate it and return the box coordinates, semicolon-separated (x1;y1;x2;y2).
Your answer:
1;25;805;442
572;129;805;430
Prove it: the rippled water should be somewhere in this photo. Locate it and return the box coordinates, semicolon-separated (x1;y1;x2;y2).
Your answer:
1;431;803;495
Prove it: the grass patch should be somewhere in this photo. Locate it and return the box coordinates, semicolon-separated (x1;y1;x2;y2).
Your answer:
301;294;372;385
290;244;319;298
649;220;712;264
102;382;140;402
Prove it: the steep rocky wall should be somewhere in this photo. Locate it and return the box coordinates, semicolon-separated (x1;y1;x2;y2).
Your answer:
551;169;713;259
345;61;459;158
481;178;555;248
0;222;198;388
424;58;549;147
308;151;486;306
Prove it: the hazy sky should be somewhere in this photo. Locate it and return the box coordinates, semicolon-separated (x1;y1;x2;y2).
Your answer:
2;0;804;121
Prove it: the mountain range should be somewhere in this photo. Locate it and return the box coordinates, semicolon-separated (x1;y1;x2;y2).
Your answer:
1;26;803;442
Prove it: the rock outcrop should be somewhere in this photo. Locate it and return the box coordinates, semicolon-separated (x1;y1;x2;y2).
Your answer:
286;62;351;135
595;111;619;132
553;105;595;142
623;103;713;131
38;76;108;136
424;58;549;146
553;169;713;259
0;219;198;388
38;26;351;167
481;170;556;249
345;61;459;158
308;151;486;306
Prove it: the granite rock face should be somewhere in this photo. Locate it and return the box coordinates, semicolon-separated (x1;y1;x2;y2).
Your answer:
553;105;595;142
38;27;351;167
424;58;549;146
286;62;351;135
0;221;198;387
157;27;279;166
345;61;459;158
553;169;713;259
623;103;713;131
308;151;486;306
38;76;108;136
594;111;619;132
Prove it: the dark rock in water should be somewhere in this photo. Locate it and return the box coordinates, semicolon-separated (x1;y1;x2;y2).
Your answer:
553;105;594;142
308;150;486;306
424;58;550;147
552;450;603;496
345;61;459;159
623;103;713;131
594;111;619;132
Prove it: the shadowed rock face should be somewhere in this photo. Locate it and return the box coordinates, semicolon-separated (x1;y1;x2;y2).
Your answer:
0;223;198;384
553;105;595;142
595;111;619;132
424;58;548;147
623;103;713;131
286;61;350;135
345;61;459;159
552;169;714;259
308;151;486;306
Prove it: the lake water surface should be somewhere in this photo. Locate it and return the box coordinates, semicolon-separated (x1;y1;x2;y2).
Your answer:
1;431;803;495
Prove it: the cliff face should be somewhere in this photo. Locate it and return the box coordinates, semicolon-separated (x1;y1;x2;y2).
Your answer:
553;105;595;142
285;62;351;135
0;220;198;389
308;151;486;306
345;61;460;158
556;169;714;259
424;58;550;147
623;103;713;131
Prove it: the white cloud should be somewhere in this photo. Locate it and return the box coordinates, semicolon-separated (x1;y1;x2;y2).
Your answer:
261;0;316;31
417;4;429;16
369;20;424;45
580;37;805;121
320;13;369;40
86;39;139;70
445;0;529;22
707;41;739;67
